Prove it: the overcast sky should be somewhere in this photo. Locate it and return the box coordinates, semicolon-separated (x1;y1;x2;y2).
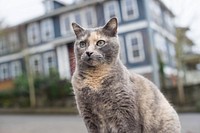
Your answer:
0;0;200;50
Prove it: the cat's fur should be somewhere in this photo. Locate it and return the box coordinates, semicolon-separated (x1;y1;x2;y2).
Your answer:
71;18;181;133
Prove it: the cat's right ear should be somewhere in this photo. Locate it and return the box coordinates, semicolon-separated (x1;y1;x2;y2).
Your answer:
72;23;85;38
102;17;118;37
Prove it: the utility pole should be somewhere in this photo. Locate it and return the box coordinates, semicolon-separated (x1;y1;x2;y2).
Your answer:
175;28;187;105
19;25;36;108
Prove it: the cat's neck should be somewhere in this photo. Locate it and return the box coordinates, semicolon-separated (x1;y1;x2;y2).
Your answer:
76;59;123;78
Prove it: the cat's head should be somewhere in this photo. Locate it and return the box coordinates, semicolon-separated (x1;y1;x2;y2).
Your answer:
72;17;120;67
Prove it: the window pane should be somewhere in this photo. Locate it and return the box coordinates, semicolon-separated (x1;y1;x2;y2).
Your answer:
131;38;138;46
108;4;115;18
126;0;134;16
86;10;93;27
64;18;70;32
133;50;140;57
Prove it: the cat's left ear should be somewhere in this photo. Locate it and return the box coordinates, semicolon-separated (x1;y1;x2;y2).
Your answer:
72;22;85;38
102;17;118;37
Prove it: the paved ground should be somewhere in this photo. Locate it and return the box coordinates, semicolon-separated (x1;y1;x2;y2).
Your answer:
179;113;200;133
0;113;199;133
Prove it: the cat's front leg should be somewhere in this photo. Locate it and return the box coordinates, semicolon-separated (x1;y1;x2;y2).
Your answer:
82;112;100;133
106;110;141;133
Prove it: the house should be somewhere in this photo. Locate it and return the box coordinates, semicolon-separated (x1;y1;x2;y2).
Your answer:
0;0;177;89
176;27;200;85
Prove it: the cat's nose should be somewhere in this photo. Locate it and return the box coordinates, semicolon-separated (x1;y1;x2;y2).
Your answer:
86;51;93;57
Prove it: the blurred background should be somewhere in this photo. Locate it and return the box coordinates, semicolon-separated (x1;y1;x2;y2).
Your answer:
0;0;200;133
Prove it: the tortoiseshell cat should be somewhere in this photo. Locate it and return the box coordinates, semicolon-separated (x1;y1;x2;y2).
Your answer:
71;18;181;133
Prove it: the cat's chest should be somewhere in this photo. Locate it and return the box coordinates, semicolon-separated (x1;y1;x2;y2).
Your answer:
73;74;111;91
78;87;114;110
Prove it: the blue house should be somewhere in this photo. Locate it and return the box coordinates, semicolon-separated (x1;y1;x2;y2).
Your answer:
0;0;177;88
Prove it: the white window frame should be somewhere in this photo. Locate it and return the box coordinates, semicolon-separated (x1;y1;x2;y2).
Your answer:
119;36;127;64
41;18;55;42
0;64;9;80
104;1;121;22
27;22;41;45
30;55;43;75
60;13;73;36
60;7;97;36
126;32;145;63
43;51;56;75
10;61;22;78
121;0;139;21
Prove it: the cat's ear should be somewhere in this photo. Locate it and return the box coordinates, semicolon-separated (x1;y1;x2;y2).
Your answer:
102;17;118;37
72;22;85;38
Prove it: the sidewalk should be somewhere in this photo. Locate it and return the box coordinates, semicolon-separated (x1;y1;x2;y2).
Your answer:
0;108;78;114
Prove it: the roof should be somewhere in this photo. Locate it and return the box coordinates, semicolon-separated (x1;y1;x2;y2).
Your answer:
42;0;67;6
157;0;175;17
20;0;105;25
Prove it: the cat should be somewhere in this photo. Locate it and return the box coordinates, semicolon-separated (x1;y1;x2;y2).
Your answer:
71;17;181;133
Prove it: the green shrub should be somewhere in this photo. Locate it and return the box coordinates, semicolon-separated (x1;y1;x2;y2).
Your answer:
0;70;73;108
34;70;72;100
195;100;200;112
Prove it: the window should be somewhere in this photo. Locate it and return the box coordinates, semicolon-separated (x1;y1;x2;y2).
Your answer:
43;51;56;75
85;8;96;28
41;19;54;42
0;37;8;55
27;23;41;45
74;12;82;25
154;33;168;63
44;0;54;13
104;1;121;22
164;12;174;32
30;55;43;75
0;64;9;80
168;42;176;66
126;32;145;63
119;36;127;64
10;61;22;78
60;14;72;35
150;0;162;24
122;0;139;21
9;32;19;52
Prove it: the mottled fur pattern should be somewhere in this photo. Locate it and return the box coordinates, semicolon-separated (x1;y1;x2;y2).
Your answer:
71;18;181;133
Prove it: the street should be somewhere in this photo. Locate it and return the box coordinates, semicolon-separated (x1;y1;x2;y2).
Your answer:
0;113;199;133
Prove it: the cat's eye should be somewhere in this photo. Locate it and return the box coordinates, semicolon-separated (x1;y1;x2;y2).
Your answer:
96;40;105;47
79;41;86;48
